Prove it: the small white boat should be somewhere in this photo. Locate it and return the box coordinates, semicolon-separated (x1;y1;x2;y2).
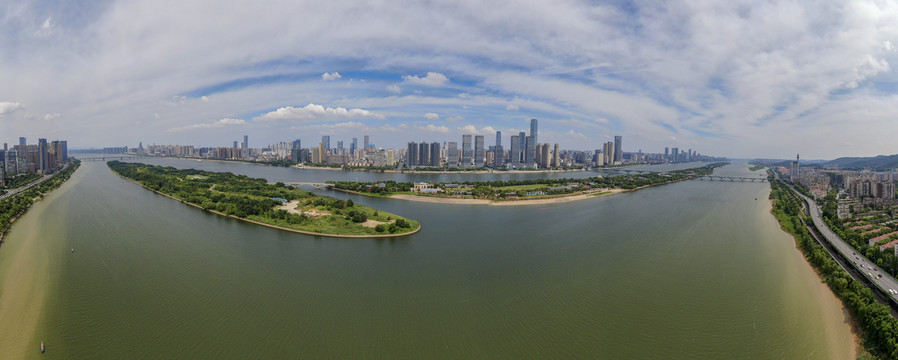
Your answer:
41;341;45;353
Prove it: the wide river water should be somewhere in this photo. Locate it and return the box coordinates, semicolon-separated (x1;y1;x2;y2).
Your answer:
0;159;855;358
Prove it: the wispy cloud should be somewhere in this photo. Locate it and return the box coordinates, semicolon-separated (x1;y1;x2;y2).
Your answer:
402;72;449;86
254;103;384;122
321;72;342;81
168;118;246;132
0;102;24;115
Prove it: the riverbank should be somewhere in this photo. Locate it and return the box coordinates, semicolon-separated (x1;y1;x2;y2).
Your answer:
327;174;689;206
385;189;626;206
768;181;896;359
0;161;81;358
109;163;419;238
0;161;81;248
137;156;688;175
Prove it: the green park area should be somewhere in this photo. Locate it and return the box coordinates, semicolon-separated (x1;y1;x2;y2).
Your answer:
108;161;419;237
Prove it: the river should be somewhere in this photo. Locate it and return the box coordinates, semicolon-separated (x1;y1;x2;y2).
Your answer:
0;159;856;358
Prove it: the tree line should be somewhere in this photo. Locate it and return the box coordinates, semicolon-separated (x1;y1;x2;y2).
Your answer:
0;161;81;243
771;180;898;359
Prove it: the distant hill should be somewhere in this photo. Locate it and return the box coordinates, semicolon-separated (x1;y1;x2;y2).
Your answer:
824;154;898;170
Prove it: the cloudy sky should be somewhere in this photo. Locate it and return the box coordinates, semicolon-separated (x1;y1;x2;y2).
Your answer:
2;0;898;159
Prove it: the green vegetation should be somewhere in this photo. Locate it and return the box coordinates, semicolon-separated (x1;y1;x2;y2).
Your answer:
107;161;419;236
818;190;898;280
329;163;729;200
0;161;80;242
770;180;898;360
748;164;766;171
1;172;42;190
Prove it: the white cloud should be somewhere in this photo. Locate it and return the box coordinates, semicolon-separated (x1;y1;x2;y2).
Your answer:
506;104;519;110
44;113;61;120
419;124;449;133
458;125;497;135
0;102;24;115
424;112;439;120
386;84;401;93
446;115;464;123
168;118;247;132
458;93;470;98
33;18;53;38
321;72;342;81
566;130;587;139
254;103;384;122
402;72;449;86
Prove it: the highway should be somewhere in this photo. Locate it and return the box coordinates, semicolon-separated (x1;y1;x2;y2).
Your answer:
792;187;898;304
0;174;51;201
0;162;72;202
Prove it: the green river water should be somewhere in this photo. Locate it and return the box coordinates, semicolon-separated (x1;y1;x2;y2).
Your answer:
0;160;855;358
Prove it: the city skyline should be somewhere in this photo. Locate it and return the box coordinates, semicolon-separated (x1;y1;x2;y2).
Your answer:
2;2;898;159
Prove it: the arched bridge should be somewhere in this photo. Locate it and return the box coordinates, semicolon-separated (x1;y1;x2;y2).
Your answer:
691;175;768;182
74;156;134;161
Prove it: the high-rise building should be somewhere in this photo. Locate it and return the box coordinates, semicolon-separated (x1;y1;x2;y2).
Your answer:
337;140;344;151
364;136;370;150
243;135;248;149
462;135;473;167
525;136;535;166
350;138;357;156
539;143;551;168
419;142;429;167
664;147;669;161
59;140;67;161
292;139;301;149
447;142;458;168
407;142;418;167
510;135;521;167
317;142;325;163
519;131;526;160
19;137;25;146
553;143;560;168
603;142;614;165
495;131;502;147
321;136;331;153
530;119;538;145
613;135;622;164
233;141;238;148
790;154;800;182
670;147;679;163
430;142;441;168
474;135;485;168
494;144;505;167
38;138;48;173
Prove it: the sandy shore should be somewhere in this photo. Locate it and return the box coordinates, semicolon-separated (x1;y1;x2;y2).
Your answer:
387;189;625;206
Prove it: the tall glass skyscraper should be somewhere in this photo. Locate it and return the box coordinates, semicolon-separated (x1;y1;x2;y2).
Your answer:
530;119;538;145
613;135;622;163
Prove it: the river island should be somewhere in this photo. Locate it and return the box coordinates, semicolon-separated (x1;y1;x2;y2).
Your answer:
107;161;420;237
326;162;729;205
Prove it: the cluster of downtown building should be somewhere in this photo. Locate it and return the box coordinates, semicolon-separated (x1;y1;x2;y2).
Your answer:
0;137;69;186
135;118;716;169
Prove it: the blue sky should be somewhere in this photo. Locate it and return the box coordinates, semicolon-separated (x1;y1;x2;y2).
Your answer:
2;0;898;159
